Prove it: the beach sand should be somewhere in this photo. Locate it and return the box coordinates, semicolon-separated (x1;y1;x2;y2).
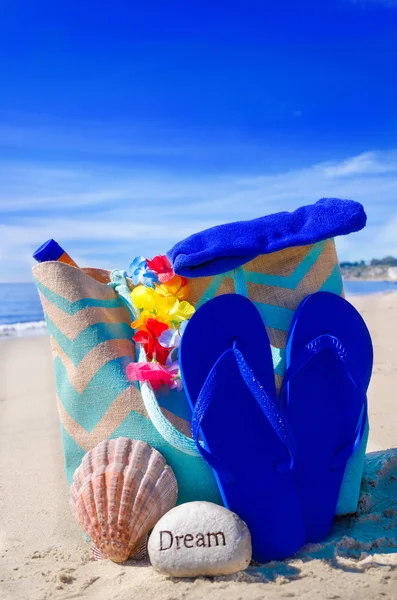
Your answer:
1;293;397;600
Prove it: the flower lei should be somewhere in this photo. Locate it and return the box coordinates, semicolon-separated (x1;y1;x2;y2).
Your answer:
126;254;195;391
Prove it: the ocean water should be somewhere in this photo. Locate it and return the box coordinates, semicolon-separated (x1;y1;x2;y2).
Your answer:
0;279;396;338
343;279;397;296
0;282;46;337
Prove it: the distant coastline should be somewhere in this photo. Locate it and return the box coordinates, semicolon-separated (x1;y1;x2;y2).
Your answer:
340;257;397;282
342;276;395;282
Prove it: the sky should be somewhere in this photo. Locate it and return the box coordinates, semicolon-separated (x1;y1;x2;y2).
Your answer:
1;0;397;281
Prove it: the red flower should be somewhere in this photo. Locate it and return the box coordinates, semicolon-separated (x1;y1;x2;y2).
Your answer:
146;318;168;338
133;318;169;364
126;362;174;390
146;255;174;283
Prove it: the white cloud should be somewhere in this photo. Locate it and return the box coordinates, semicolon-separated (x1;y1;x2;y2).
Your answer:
0;120;267;162
321;152;397;177
1;148;397;281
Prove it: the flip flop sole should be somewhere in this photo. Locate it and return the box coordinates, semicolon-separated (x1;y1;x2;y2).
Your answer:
283;291;373;542
180;294;305;561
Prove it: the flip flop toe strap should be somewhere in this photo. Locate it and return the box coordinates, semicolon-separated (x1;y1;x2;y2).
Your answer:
282;333;368;471
191;342;297;483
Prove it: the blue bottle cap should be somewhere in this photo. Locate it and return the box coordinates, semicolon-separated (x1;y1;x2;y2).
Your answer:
33;239;64;262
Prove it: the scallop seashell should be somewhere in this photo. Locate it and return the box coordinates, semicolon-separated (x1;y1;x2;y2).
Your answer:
70;438;178;563
91;534;148;562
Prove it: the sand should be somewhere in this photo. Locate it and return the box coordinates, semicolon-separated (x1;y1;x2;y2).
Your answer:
1;293;397;600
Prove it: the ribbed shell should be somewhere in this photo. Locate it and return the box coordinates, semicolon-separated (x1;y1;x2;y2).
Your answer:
70;438;178;563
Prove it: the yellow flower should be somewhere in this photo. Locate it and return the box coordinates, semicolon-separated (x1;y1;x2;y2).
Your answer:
155;275;190;301
130;286;158;311
130;282;195;330
169;300;195;323
156;295;179;325
131;311;150;331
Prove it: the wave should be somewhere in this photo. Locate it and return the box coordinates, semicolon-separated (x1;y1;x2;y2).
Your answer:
0;320;48;338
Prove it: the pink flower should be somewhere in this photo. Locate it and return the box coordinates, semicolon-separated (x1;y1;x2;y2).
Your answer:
126;362;174;390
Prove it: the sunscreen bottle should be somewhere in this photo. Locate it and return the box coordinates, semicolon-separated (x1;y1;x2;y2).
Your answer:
33;239;79;268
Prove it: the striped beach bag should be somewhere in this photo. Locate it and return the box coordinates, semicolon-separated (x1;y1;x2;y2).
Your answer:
33;198;368;514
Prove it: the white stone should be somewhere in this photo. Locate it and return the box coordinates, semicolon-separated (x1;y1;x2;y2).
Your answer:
148;501;252;578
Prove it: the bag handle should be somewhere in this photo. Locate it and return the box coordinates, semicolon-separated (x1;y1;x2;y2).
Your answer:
109;270;202;457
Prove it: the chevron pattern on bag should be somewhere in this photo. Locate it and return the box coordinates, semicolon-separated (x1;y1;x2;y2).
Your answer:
34;267;195;438
32;262;223;506
187;238;343;391
33;236;368;517
32;238;343;504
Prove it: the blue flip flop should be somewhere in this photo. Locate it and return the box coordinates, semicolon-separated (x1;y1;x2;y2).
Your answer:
180;294;306;562
280;291;373;542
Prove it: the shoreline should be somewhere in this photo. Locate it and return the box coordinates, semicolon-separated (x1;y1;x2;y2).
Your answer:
2;288;397;341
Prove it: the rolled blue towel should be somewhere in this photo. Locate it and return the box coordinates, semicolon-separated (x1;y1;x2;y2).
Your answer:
168;198;366;277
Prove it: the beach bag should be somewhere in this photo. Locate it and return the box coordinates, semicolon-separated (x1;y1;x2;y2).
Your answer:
33;198;368;514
